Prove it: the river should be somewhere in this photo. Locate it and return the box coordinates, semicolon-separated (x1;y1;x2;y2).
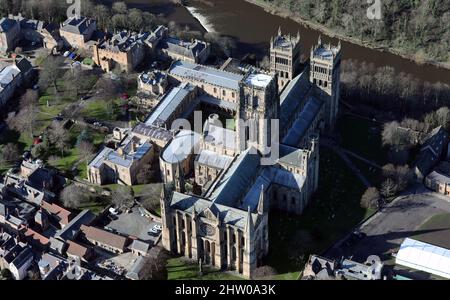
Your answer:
108;0;450;85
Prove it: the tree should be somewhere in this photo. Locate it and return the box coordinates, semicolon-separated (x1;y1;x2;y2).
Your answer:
112;1;127;14
78;141;95;162
140;246;169;280
61;184;90;209
0;143;20;165
20;89;39;109
48;122;69;156
360;187;380;209
111;186;134;209
139;183;162;212
380;178;398;199
6;105;39;139
31;142;48;159
76;129;92;146
38;56;64;99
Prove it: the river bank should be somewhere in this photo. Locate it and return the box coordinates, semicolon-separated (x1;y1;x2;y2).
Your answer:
244;0;450;71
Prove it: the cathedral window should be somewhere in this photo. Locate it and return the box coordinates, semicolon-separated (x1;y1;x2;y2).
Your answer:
214;87;217;94
324;81;328;88
222;90;226;96
291;197;296;205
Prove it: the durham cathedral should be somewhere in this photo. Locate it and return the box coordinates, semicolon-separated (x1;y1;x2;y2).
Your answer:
159;29;342;278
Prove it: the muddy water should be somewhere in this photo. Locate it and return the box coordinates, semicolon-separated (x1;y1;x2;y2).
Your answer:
115;0;450;85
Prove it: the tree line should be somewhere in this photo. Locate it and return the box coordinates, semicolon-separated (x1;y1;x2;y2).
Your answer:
341;59;450;119
258;0;450;64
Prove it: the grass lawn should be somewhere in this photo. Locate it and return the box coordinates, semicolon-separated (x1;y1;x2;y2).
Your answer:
77;198;109;215
82;98;125;121
351;158;383;187
264;148;373;279
167;257;244;280
338;114;388;165
47;124;107;177
414;213;450;249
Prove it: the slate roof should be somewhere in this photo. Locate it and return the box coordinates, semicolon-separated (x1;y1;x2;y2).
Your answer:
169;60;243;90
283;97;323;148
280;71;313;130
55;209;95;241
0;17;18;33
415;126;449;177
170;192;258;229
145;82;195;127
195;150;233;170
160;37;207;60
61;16;94;35
206;147;260;207
132;123;173;142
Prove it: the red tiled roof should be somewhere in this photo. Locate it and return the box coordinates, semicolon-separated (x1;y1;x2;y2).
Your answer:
80;225;128;251
66;240;91;259
23;228;50;247
41;201;73;225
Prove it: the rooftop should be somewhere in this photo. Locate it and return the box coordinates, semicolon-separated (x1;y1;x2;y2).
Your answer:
196;150;233;170
283;97;323;148
145;82;195;127
245;73;273;88
161;130;201;164
81;225;128;251
169;60;243;91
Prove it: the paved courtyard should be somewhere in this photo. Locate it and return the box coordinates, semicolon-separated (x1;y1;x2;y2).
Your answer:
106;206;161;244
325;184;450;264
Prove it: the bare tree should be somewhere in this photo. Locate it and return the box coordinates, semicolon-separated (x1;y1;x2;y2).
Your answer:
139;183;163;212
360;187;380;209
111;186;134;209
20;89;39;109
48;122;70;156
380;178;398;199
140;246;169;280
0;143;20;165
38;55;65;99
78;141;95;162
61;184;90;209
6;105;39;139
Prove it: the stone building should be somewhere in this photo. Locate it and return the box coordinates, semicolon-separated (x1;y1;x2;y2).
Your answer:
270;27;301;92
60;16;96;50
310;36;341;129
0;17;21;52
137;69;168;97
92;31;147;73
87;134;154;186
0;57;34;109
159;37;210;64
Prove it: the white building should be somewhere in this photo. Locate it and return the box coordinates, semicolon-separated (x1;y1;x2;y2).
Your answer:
396;238;450;279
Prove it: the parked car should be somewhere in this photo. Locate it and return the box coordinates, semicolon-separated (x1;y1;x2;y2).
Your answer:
154;224;162;231
148;227;159;235
109;207;120;215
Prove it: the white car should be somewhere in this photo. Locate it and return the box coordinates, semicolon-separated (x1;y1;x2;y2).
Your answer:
154;224;162;231
148;228;159;235
109;207;119;215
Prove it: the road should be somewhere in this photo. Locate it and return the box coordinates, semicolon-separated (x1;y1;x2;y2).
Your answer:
324;184;450;263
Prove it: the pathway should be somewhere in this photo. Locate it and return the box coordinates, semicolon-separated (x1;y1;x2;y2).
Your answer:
321;137;373;188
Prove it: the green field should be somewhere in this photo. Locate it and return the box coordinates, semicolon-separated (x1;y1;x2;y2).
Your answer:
264;148;373;279
414;213;450;249
338;114;388;165
167;258;244;280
